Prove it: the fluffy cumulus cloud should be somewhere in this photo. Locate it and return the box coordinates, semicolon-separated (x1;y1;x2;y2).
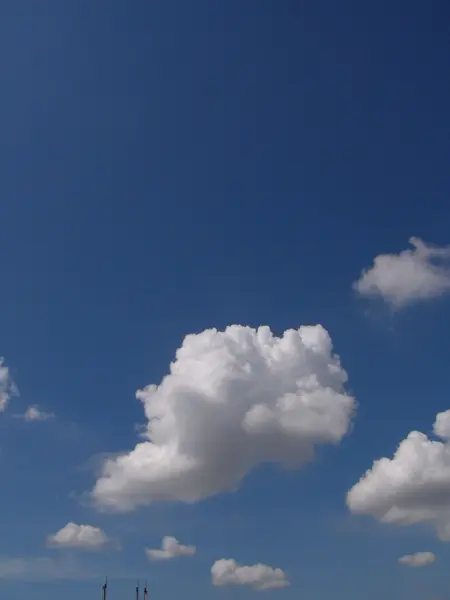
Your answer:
91;324;355;511
434;410;450;440
20;405;55;422
145;536;196;561
353;237;450;308
0;358;15;412
211;559;289;590
398;552;436;568
347;409;450;540
47;523;111;551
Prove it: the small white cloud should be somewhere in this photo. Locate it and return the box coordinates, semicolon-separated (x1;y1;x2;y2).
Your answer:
0;555;93;581
353;237;450;308
0;358;16;412
211;559;289;590
145;536;196;561
21;405;55;422
91;324;355;511
347;409;450;540
47;523;111;551
398;552;436;567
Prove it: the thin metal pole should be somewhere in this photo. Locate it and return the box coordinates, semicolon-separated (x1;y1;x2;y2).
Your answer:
102;577;107;600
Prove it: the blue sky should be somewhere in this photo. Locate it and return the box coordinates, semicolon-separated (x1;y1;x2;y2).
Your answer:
1;1;450;598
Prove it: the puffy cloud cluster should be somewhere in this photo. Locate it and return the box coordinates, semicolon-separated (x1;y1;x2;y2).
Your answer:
211;559;289;590
398;552;436;567
47;523;111;551
0;358;15;412
353;237;450;308
145;536;196;561
347;409;450;540
92;324;355;511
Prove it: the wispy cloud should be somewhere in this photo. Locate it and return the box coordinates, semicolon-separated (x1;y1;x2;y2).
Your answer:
398;552;436;567
0;556;94;582
17;405;55;422
0;358;17;412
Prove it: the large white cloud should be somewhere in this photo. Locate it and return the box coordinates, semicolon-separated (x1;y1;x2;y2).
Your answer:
211;559;289;590
91;324;355;511
47;523;111;551
398;552;436;567
347;410;450;540
145;536;196;560
353;237;450;308
0;358;15;412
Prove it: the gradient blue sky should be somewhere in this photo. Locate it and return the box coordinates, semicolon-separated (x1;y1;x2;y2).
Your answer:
1;1;450;599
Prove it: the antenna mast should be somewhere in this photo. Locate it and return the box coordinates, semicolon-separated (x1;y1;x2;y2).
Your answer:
102;577;108;600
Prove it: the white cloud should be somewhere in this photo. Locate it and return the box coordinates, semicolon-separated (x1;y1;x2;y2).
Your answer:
353;237;450;308
433;410;450;440
0;556;93;581
347;409;450;540
20;405;55;422
211;559;289;590
145;536;196;560
47;523;111;550
91;324;355;511
0;358;15;412
398;552;436;567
